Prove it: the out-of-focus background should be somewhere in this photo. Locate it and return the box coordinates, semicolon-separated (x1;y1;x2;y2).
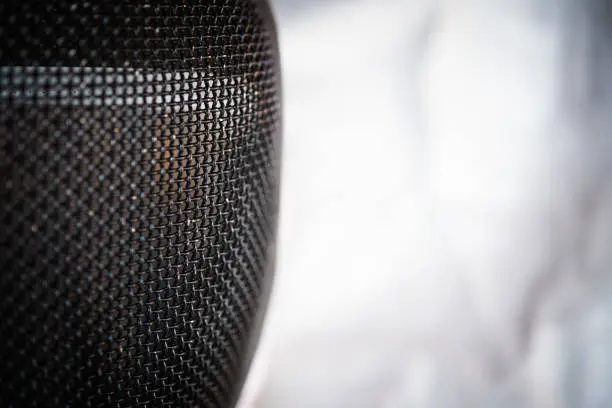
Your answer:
241;0;612;406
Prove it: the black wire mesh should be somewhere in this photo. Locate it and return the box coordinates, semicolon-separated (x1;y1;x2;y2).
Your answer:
0;1;280;406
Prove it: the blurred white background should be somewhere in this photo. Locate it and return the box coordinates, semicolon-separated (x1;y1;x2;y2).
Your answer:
240;0;612;406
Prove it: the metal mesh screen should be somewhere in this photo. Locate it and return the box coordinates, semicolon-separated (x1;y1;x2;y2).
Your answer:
0;1;280;407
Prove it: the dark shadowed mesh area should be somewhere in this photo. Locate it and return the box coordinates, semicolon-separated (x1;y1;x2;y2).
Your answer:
0;1;280;407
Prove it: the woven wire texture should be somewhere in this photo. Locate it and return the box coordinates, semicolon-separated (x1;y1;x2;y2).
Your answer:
0;1;280;406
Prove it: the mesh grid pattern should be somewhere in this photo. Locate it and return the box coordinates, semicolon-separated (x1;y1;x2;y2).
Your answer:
0;1;280;407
